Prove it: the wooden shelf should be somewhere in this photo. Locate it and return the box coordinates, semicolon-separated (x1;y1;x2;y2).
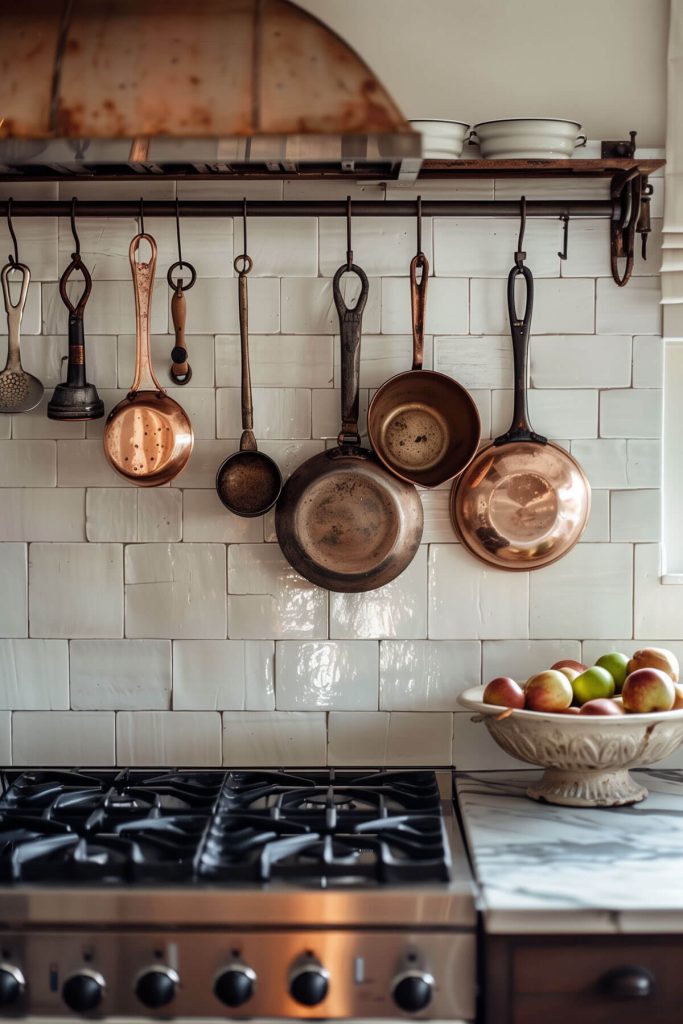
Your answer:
418;157;665;178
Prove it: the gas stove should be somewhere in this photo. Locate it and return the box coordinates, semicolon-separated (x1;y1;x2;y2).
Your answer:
0;768;477;1020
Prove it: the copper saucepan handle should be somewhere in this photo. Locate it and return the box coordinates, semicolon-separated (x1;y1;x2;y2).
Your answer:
495;263;546;447
129;233;162;394
235;254;257;452
333;263;369;448
410;251;429;371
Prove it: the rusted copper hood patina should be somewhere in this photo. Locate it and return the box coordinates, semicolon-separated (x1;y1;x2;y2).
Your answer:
0;0;419;180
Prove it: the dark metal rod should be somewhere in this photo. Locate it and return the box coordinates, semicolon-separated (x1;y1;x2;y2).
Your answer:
0;199;616;219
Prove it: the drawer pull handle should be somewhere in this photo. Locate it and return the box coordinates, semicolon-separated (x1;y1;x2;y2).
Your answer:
601;966;655;999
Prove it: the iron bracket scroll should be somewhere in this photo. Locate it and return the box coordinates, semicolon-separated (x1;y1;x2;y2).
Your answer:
609;168;651;287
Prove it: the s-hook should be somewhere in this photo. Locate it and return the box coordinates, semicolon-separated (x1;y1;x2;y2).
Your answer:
6;197;19;269
558;213;570;261
168;197;196;385
411;196;429;361
515;196;527;268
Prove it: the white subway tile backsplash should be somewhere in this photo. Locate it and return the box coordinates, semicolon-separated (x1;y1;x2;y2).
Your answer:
173;640;275;711
216;388;311;439
600;389;661;439
0;544;27;638
137;489;182;543
169;278;279;335
12;711;115;766
429;544;529;640
117;711;222;766
380;277;469;335
233;218;317;277
125;544;226;639
529;543;633;639
561;218;662;278
569;439;629;488
471;278;595;335
276;641;379;710
312;389;369;440
70;640;171;709
86;488;137;542
43;280;166;336
482;640;583;686
0;640;69;709
334;335;433;390
433;337;512;390
2;281;41;334
163;388;215;440
58;439;131;487
117;334;215;388
452;712;520;770
327;712;452;766
0;488;85;541
596;278;662;335
216;335;333;387
434;218;561;277
330;548;428;640
530;335;632;388
281;276;381;335
491;389;598;439
223;711;327;767
11;395;85;440
29;543;123;639
0;712;9;765
626;439;661;488
0;441;56;487
419;488;457;544
610;489;661;542
22;335;118;389
182;489;263;543
319;217;433;277
228;544;328;640
380;640;480;710
633;336;664;388
580;488;610;542
634;544;683;639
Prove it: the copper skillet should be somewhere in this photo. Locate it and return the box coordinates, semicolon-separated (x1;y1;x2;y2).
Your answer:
103;234;194;486
450;259;591;570
275;263;423;593
368;250;481;487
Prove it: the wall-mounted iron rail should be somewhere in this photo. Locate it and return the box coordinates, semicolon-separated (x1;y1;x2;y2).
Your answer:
0;194;650;287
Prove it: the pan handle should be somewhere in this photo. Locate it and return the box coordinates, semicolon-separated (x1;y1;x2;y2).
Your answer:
333;263;369;447
1;261;30;373
495;264;547;447
129;234;163;394
410;252;429;371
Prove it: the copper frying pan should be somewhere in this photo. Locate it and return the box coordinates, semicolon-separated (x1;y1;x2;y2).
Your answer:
275;263;423;593
103;234;194;486
450;261;591;570
367;251;481;487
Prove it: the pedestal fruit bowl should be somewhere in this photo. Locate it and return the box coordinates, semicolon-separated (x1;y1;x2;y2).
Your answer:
459;686;683;807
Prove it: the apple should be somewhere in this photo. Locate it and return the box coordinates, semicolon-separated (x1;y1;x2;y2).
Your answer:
672;682;683;710
595;652;630;693
551;659;587;674
627;647;679;683
571;666;615;706
483;677;525;709
622;668;675;713
560;706;581;715
555;666;580;683
579;698;625;716
525;670;573;713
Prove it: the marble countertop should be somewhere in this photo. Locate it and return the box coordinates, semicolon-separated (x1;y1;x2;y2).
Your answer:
456;769;683;934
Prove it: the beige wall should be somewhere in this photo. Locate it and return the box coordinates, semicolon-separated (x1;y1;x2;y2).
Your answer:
296;0;668;147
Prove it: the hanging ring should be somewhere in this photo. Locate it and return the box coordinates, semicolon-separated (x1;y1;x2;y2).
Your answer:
346;195;353;271
7;197;19;268
515;195;527;267
234;197;252;275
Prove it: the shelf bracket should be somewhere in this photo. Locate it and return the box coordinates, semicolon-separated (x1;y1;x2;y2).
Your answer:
610;167;644;287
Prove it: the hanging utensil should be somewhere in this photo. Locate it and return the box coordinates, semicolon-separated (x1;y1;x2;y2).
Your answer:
103;231;194;486
367;196;481;487
216;200;282;516
450;199;591;570
167;198;196;385
275;199;423;593
0;200;43;414
47;199;104;420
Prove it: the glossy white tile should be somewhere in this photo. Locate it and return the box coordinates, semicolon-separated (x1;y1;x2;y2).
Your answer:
632;335;664;388
327;712;452;766
429;544;529;640
433;337;512;390
137;489;183;543
0;489;85;541
216;388;311;439
530;335;632;388
380;640;480;710
600;389;661;439
380;277;469;335
173;640;275;711
596;277;662;335
330;548;428;640
86;488;137;542
319;217;433;277
0;639;69;709
223;711;327;767
70;640;171;710
182;489;263;543
634;544;683;639
13;711;115;766
216;335;333;388
281;276;381;335
434;218;561;277
0;441;56;487
117;711;222;766
0;713;9;765
29;543;123;639
491;389;598;439
228;544;328;640
276;641;379;710
481;640;583;686
0;544;27;638
470;278;594;335
610;489;661;542
117;334;215;388
233;218;317;277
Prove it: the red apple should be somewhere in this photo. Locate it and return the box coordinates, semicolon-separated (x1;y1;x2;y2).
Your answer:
551;659;587;675
525;670;573;713
673;683;683;710
579;698;625;716
560;706;581;715
627;647;679;683
622;668;675;713
556;666;580;683
483;677;525;710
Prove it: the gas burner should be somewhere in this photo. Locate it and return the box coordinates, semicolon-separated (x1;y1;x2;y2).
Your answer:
0;769;450;886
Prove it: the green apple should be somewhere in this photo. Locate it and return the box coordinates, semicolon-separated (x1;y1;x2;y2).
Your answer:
595;651;630;693
571;666;615;706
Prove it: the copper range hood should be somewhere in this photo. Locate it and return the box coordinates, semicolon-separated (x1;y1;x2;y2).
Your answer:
0;0;420;182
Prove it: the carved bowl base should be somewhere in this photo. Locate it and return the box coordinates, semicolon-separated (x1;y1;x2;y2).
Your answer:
526;767;648;807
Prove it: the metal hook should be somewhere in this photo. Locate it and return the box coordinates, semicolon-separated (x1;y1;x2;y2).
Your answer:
416;195;423;256
233;197;252;276
70;197;81;260
242;196;247;257
7;197;19;268
174;196;183;268
346;195;353;270
138;196;145;237
558;213;569;260
515;196;526;267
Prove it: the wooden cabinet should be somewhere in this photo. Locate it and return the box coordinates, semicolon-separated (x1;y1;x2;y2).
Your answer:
484;934;683;1024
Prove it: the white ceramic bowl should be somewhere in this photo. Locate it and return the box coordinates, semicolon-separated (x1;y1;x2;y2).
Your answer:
409;119;470;159
470;118;586;159
459;685;683;807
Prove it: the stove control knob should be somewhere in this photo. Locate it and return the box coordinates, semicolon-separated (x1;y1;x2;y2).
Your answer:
0;964;25;1007
135;966;179;1009
289;962;329;1007
392;971;434;1013
214;965;256;1007
62;970;106;1014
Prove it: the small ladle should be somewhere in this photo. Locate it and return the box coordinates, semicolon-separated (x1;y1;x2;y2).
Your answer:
0;261;43;414
215;249;282;517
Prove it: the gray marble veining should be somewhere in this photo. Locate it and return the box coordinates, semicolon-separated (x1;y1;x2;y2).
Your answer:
456;769;683;933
